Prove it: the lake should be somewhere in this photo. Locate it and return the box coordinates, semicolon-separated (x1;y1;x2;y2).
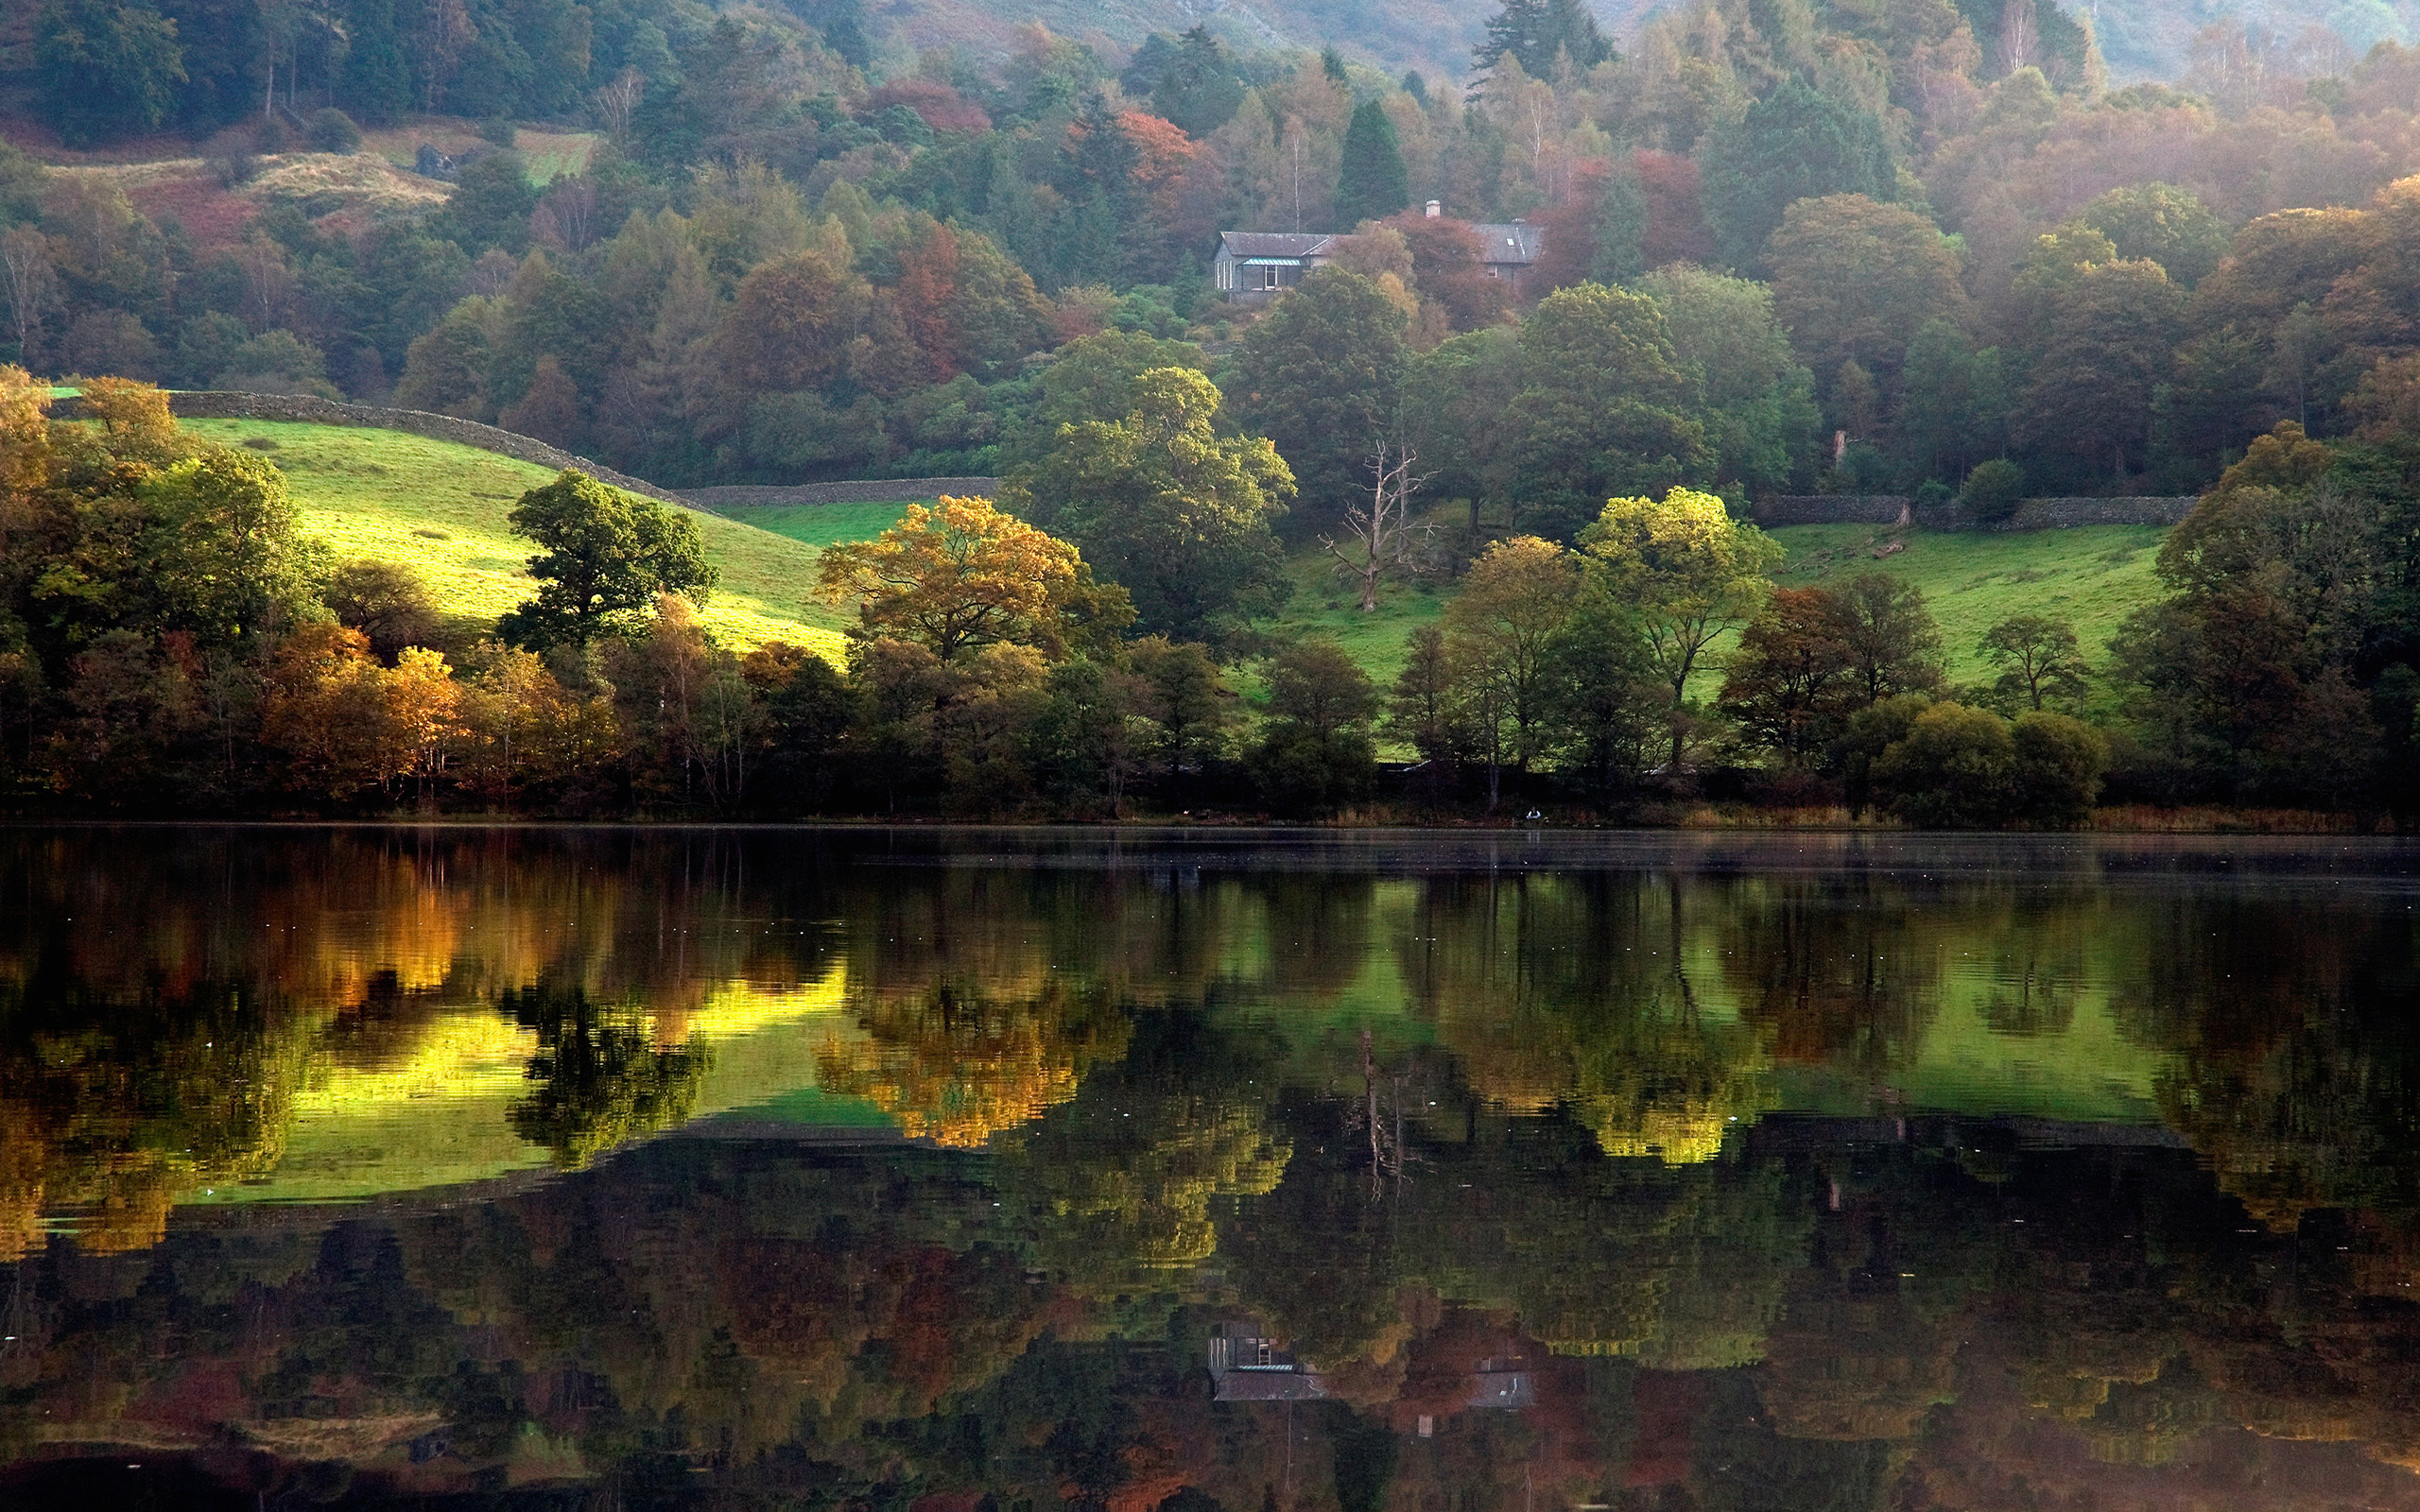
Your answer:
7;827;2420;1508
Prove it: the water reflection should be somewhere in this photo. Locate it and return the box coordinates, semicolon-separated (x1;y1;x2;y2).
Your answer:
5;829;2420;1506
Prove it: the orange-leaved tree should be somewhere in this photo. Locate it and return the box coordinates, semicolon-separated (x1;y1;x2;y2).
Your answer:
816;494;1127;662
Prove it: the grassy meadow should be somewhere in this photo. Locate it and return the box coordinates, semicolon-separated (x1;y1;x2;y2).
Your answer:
732;500;916;551
183;420;848;658
1766;522;2172;683
196;413;2180;704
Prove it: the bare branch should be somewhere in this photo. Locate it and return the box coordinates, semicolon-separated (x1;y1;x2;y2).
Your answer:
1322;441;1439;611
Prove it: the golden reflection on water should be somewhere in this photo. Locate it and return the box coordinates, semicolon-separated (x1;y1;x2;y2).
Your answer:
0;831;2403;1263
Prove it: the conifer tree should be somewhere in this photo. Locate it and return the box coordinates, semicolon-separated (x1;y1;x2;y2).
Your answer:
1334;99;1410;229
1475;0;1612;78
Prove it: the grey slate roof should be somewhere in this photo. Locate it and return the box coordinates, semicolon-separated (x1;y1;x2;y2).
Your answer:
1213;1370;1332;1401
1470;223;1544;266
1217;232;1340;260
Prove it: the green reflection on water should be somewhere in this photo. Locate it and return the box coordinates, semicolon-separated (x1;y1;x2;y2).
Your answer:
5;831;2420;1505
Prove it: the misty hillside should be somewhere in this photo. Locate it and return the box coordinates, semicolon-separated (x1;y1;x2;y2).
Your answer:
881;0;2417;82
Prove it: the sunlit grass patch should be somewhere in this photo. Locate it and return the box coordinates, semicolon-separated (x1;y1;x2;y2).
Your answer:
180;419;847;657
1768;523;2173;683
729;500;916;551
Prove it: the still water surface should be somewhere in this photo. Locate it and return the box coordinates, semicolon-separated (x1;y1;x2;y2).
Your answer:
6;827;2420;1507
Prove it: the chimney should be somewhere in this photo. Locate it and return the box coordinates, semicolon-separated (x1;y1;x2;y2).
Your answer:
1425;200;1442;218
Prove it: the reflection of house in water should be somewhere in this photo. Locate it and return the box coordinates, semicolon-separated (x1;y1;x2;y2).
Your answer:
1465;1354;1535;1412
1207;1322;1328;1400
1208;1323;1535;1424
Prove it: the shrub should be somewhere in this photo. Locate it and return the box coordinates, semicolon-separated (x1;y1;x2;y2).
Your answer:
1960;458;2025;524
2010;711;2109;827
307;108;363;153
480;116;518;148
202;125;259;187
1874;701;2014;828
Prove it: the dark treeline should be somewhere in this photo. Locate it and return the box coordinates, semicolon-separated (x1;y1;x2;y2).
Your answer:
1;0;2418;500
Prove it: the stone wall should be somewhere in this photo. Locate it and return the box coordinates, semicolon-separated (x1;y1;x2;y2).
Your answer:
1757;492;2196;530
1754;496;1912;526
1998;496;2198;529
682;478;1002;508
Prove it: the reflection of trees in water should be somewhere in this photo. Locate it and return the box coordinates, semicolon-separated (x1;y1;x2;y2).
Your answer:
0;972;313;1260
1401;874;1775;1162
819;978;1132;1148
501;981;711;1170
1221;1087;1812;1381
995;1010;1289;1282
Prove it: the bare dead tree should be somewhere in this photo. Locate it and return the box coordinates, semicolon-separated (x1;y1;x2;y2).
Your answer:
1998;0;2036;75
1322;441;1436;612
0;228;57;368
593;67;646;146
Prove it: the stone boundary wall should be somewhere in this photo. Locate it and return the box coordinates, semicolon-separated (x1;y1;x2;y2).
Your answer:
1759;493;2196;531
682;478;1002;508
1754;495;1910;526
1998;496;2198;529
59;390;697;509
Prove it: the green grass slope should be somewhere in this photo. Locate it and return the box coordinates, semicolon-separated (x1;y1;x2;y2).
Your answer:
181;420;848;659
732;500;915;551
1768;523;2171;683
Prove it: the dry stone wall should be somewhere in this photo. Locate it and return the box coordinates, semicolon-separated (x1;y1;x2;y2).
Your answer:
1757;493;2196;531
1754;496;1911;526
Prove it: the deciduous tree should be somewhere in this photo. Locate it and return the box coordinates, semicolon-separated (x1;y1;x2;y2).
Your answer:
1979;614;2090;712
499;472;717;648
1004;367;1291;639
1767;195;1972;397
1582;487;1782;772
1229;267;1408;537
1443;535;1577;805
1506;282;1710;540
817;494;1101;662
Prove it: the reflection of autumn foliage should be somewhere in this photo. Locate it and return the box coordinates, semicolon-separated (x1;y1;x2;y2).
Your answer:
1570;1001;1775;1165
818;979;1129;1148
994;1013;1288;1281
724;1237;1054;1418
0;979;312;1261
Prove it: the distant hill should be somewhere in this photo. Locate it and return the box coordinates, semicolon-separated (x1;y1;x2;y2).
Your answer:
882;0;2414;85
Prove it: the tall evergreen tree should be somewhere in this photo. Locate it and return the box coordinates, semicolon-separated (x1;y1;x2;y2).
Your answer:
340;0;412;126
1334;99;1410;229
35;0;187;146
1698;81;1895;271
1475;0;1613;78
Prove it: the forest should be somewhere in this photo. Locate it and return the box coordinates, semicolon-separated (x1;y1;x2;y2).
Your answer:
2;0;2420;821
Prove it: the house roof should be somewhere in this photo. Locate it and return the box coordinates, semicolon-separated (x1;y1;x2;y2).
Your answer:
1214;1371;1332;1401
1218;232;1340;260
1470;223;1544;266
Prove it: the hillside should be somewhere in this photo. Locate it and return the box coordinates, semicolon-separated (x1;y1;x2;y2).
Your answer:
186;420;850;657
738;494;2172;704
888;0;2414;82
1767;522;2171;686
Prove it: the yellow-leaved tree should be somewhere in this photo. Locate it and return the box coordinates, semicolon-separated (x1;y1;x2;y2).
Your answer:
815;493;1128;661
1582;487;1781;773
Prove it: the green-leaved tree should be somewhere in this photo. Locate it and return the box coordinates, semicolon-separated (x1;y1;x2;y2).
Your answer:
1335;99;1411;229
1004;367;1293;640
500;472;717;648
